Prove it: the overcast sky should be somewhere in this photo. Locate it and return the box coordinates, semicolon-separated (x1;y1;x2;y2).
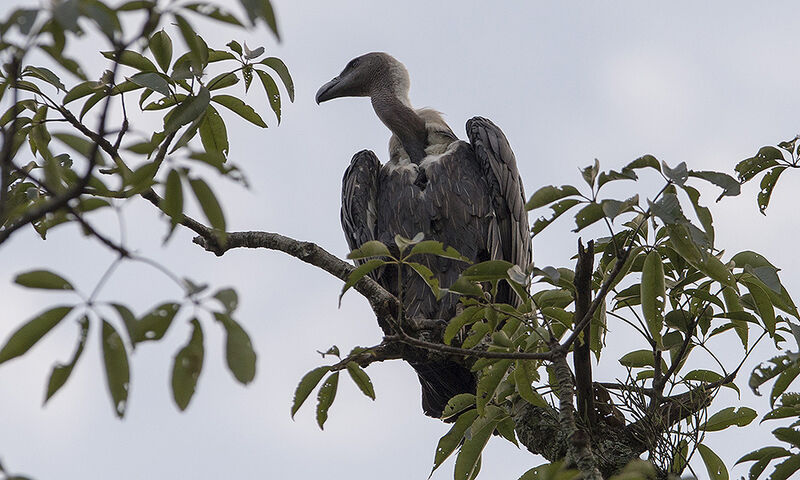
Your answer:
2;1;800;479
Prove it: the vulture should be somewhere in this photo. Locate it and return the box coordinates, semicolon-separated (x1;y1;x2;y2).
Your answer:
316;52;531;418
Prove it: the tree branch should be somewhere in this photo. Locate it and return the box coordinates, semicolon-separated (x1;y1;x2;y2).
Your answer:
552;348;602;479
573;239;595;427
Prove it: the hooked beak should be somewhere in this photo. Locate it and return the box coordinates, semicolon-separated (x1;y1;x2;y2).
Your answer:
315;76;341;104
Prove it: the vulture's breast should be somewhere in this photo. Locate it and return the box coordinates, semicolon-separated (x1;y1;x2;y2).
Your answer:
375;141;493;262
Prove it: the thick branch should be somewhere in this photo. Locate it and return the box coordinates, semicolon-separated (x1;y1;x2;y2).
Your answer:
191;229;555;360
552;349;602;479
573;239;595;426
326;341;404;371
190;229;401;329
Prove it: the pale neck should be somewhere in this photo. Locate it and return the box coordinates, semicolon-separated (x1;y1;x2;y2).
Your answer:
371;92;428;164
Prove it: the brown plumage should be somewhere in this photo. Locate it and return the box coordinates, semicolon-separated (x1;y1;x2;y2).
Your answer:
317;53;531;418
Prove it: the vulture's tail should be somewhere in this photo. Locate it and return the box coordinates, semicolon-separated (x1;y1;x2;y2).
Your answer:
412;361;476;419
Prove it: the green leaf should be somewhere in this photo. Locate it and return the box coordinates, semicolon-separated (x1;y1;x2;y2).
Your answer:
601;195;639;221
641;251;665;344
773;428;800;449
215;312;256;384
496;416;519;447
199;105;229;156
771;364;800;408
227;40;243;56
183;2;243;26
736;446;791;465
164;86;210;135
700;406;757;432
52;132;100;164
732;250;779;271
238;0;279;38
243;64;254;92
532;198;581;235
101;319;130;418
462;322;491;350
683;369;723;383
347;240;391;259
171;318;204;410
432;409;479;473
650;192;685;225
259;57;294;102
758;166;786;214
14;270;73;290
619;350;657;368
174;14;208;73
515;360;548;408
518;461;580;480
316;372;339;429
346;362;375;400
128;72;172;97
581;159;599;187
211;94;267;127
45;315;89;403
462;260;513;282
447;277;484;298
149;30;173;72
407;240;470;262
681;185;715;246
208;72;240;91
744;281;776;336
750;354;798;396
117;1;156;11
772;454;800;480
189;177;226;233
688;170;741;200
213;288;238;313
291;366;330;418
525;185;580;210
662;161;688;185
600;169;640;190
699;254;736;289
102;50;157;72
442;393;476;420
0;306;73;364
255;69;281;123
476;359;512;415
735;146;782;183
163;169;184;230
131;302;180;343
83;1;121;38
339;259;385;305
697;444;728;480
24;66;65;92
444;306;482;345
407;262;442;300
454;407;502;480
572;202;603;232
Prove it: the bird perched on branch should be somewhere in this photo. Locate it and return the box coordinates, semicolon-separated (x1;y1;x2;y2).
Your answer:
316;52;531;418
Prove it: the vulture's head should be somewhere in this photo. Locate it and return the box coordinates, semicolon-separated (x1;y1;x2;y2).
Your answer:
315;52;411;104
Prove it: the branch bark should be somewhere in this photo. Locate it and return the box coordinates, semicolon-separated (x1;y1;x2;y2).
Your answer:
573;239;595;427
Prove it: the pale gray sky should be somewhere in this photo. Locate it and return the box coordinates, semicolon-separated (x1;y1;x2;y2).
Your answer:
1;1;799;479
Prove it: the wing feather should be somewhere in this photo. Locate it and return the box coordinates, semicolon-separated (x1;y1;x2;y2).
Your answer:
466;117;532;290
341;150;381;263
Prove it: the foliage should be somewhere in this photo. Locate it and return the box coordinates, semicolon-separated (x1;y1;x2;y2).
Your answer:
0;0;291;421
3;1;800;480
293;155;796;479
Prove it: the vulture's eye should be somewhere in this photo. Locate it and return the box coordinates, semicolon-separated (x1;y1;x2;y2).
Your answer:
347;59;359;70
